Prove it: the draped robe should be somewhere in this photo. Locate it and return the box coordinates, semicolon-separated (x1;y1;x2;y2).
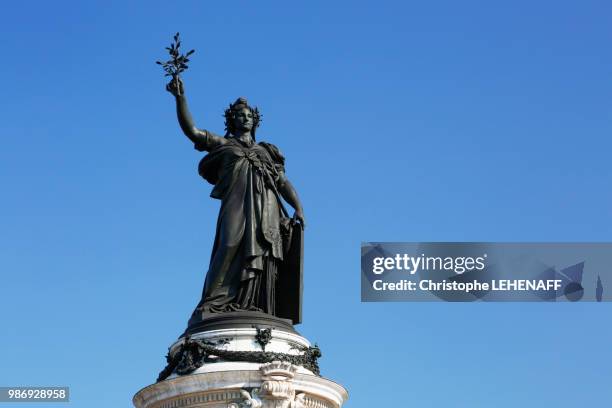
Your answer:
189;130;289;317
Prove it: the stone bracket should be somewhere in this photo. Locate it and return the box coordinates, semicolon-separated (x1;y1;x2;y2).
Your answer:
230;362;308;408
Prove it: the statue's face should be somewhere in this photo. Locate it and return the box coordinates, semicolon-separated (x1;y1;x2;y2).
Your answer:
233;108;253;132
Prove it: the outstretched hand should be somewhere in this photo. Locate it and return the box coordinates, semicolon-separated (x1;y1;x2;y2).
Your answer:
166;76;184;97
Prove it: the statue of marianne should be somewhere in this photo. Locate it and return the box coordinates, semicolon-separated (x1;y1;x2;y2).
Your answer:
166;77;305;325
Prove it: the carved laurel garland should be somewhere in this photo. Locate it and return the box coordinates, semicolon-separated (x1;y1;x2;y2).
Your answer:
158;338;321;382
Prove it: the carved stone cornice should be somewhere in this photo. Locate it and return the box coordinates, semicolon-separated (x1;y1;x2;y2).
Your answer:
134;370;347;408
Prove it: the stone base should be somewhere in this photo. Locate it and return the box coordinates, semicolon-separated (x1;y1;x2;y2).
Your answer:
133;363;348;408
136;314;347;408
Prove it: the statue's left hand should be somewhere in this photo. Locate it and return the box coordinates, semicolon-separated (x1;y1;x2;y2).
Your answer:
292;211;306;229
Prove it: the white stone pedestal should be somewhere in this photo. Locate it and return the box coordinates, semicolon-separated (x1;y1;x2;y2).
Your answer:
133;362;347;408
133;328;348;408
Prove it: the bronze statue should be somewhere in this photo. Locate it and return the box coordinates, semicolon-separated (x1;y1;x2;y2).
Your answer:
164;66;305;325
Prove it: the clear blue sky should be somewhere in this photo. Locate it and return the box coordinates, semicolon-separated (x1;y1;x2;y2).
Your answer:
1;1;611;407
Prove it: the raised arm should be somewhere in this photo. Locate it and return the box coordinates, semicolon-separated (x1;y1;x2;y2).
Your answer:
166;77;224;151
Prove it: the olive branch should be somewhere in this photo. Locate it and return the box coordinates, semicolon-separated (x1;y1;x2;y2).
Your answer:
156;32;195;78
